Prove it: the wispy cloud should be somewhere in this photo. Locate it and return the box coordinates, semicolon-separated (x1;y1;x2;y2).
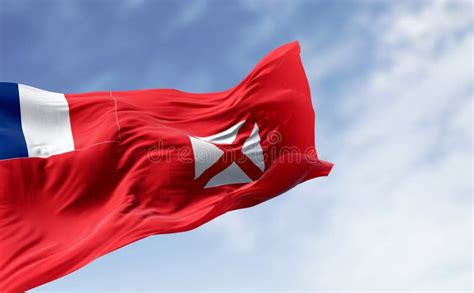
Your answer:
208;0;473;290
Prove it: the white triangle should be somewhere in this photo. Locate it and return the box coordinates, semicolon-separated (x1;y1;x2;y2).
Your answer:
242;123;265;172
189;136;224;179
196;120;245;144
205;162;252;188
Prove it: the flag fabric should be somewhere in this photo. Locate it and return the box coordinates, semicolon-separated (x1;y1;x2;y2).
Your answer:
0;41;332;292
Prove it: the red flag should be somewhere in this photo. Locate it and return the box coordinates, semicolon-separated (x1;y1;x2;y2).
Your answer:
0;41;332;292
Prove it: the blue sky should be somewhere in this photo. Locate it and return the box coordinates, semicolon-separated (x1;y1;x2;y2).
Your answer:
1;0;472;291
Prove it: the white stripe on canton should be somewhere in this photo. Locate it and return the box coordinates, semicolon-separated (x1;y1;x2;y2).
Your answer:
18;84;74;158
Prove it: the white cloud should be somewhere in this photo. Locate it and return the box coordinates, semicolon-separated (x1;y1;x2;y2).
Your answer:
205;211;257;254
299;1;473;290
210;0;473;290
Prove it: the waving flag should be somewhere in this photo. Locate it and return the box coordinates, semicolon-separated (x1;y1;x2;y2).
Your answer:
0;42;332;292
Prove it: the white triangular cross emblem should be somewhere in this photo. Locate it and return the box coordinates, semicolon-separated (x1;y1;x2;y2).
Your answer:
188;120;265;188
